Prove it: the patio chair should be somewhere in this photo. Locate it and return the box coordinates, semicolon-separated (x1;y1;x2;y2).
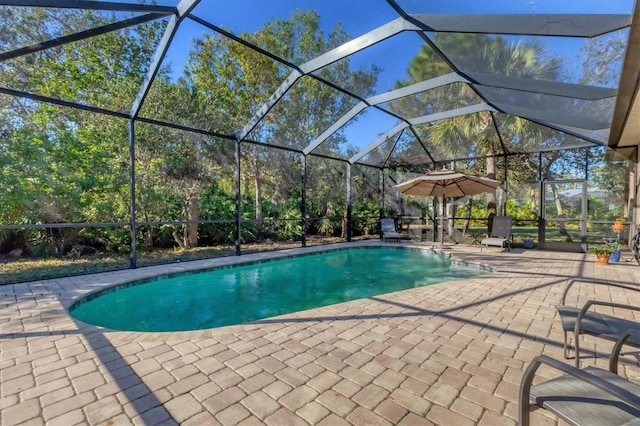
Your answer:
557;277;640;367
480;216;512;252
380;218;401;242
519;330;640;426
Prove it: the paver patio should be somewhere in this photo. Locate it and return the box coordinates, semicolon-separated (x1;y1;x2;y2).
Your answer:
1;242;639;425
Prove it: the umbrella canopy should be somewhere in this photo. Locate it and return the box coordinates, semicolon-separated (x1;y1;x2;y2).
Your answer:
394;169;500;198
394;169;500;247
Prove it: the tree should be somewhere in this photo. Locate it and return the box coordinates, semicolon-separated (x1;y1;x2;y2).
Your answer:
186;10;379;240
134;76;236;249
0;7;164;254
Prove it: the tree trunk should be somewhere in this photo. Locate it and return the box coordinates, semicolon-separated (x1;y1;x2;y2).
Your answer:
341;204;348;239
187;192;198;248
247;148;264;241
529;187;537;215
326;203;335;237
462;198;472;233
486;152;497;234
172;227;186;249
141;206;154;250
550;183;573;242
447;198;455;240
254;174;263;240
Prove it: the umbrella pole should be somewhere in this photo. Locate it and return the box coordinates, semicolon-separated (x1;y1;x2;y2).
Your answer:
439;194;445;247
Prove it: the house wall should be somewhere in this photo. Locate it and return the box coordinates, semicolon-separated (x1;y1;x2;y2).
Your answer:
634;151;640;246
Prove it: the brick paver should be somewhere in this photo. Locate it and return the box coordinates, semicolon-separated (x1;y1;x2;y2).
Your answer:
1;242;638;425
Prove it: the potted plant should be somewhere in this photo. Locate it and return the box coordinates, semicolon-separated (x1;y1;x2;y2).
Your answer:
588;242;619;265
612;218;625;234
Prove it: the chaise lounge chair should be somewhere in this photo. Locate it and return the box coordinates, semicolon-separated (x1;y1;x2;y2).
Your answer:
556;277;640;367
519;330;640;426
480;216;512;252
381;218;401;242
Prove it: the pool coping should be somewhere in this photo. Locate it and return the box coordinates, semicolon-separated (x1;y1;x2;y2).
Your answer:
61;241;496;342
66;242;494;336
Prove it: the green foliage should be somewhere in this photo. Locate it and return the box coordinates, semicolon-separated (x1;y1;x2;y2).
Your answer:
272;204;302;241
505;198;537;221
392;34;561;162
104;227;131;254
0;6;164;255
587;242;619;255
1;7;380;255
317;218;336;237
353;202;380;236
185;10;377;244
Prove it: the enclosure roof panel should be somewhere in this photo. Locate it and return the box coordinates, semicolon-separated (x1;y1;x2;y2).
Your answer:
408;14;632;37
1;0;637;166
464;72;616;100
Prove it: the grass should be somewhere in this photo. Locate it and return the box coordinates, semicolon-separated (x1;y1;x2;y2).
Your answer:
469;226;617;245
0;254;130;285
407;225;622;247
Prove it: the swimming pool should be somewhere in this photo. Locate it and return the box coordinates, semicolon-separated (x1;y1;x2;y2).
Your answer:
69;247;487;332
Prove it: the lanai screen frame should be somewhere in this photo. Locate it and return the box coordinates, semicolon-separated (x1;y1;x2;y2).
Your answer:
0;0;636;269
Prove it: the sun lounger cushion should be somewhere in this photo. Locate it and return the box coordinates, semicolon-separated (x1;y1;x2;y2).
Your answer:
480;216;512;252
381;218;401;241
480;237;509;249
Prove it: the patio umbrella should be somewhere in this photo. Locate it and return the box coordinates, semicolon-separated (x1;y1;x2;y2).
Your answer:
394;169;500;247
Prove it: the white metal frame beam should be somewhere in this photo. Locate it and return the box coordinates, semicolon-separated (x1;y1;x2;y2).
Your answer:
304;72;469;155
130;0;200;119
350;103;495;164
237;17;422;141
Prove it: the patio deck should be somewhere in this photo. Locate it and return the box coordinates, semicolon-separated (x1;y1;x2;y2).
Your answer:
1;242;639;425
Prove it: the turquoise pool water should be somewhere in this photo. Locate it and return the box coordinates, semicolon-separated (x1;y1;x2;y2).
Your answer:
70;247;486;332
